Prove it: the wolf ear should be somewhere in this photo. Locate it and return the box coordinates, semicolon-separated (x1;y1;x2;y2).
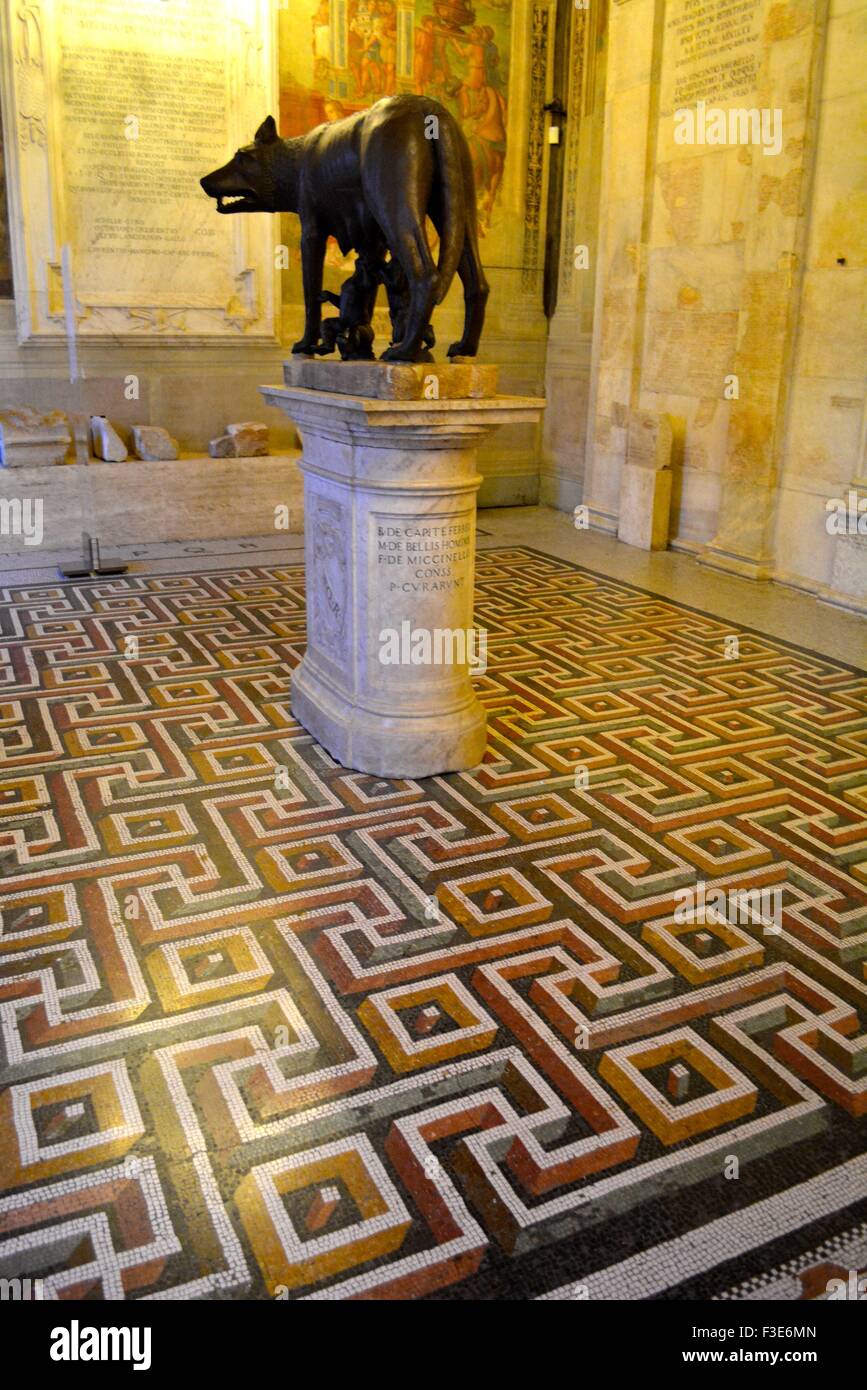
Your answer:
254;115;279;145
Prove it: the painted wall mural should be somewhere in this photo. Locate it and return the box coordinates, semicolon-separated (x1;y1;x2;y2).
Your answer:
279;0;511;239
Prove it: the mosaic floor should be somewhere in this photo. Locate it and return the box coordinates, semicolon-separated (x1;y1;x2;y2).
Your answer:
0;546;864;1301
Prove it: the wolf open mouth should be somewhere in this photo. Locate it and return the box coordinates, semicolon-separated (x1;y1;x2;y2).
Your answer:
216;193;262;213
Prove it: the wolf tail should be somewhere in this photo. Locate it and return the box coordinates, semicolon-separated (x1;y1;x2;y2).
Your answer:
432;113;466;304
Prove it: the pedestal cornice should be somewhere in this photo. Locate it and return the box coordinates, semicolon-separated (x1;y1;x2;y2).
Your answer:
260;385;545;452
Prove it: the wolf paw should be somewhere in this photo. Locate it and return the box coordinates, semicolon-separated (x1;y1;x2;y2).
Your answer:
291;338;318;355
380;343;413;362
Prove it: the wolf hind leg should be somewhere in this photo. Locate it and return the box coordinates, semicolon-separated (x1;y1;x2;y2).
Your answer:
361;124;439;360
378;220;440;362
370;182;439;361
448;148;488;358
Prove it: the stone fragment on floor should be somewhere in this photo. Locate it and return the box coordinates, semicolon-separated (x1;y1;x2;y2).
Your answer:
0;407;71;467
68;412;92;464
617;410;674;551
132;425;180;461
209;422;269;458
90;415;128;462
226;419;268;458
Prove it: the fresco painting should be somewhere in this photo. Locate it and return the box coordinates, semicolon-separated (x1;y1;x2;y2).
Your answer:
279;0;510;239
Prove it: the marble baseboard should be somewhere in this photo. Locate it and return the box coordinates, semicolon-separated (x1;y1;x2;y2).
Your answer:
585;503;620;535
538;469;584;515
698;541;776;583
478;469;540;508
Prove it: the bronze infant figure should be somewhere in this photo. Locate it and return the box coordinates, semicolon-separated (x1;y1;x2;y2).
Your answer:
316;260;377;361
380;258;436;362
317;257;433;361
200;94;488;364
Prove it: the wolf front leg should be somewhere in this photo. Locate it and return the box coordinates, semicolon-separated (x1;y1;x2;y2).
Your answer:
292;226;326;354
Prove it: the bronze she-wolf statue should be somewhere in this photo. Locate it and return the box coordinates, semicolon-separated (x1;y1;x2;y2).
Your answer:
200;95;488;364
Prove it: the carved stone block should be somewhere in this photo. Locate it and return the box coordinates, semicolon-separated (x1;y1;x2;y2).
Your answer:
90;417;128;463
132;426;180;461
0;408;71;468
226;421;269;455
618;411;675;551
209;423;269;458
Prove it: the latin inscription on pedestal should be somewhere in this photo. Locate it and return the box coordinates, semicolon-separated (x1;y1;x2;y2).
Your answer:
376;518;473;596
370;510;477;691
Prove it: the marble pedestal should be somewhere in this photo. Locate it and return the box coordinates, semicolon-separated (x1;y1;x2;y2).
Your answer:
260;381;544;778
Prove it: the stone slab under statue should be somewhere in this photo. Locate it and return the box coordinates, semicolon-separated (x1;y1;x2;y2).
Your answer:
282;358;499;401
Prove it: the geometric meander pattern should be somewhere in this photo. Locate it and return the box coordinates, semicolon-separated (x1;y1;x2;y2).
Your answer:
0;547;864;1300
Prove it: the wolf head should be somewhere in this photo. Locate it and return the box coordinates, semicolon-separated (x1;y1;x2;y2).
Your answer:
200;116;299;214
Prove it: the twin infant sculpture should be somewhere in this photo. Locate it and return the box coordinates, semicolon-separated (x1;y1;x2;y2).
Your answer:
200;94;487;365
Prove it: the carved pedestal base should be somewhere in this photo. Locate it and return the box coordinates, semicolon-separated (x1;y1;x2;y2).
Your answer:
260;383;544;778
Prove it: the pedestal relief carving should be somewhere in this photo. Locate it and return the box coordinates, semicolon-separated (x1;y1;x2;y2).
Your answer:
312;497;349;666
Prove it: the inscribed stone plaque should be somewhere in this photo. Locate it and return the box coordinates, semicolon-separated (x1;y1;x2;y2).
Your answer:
662;0;763;113
644;310;739;397
0;0;278;341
